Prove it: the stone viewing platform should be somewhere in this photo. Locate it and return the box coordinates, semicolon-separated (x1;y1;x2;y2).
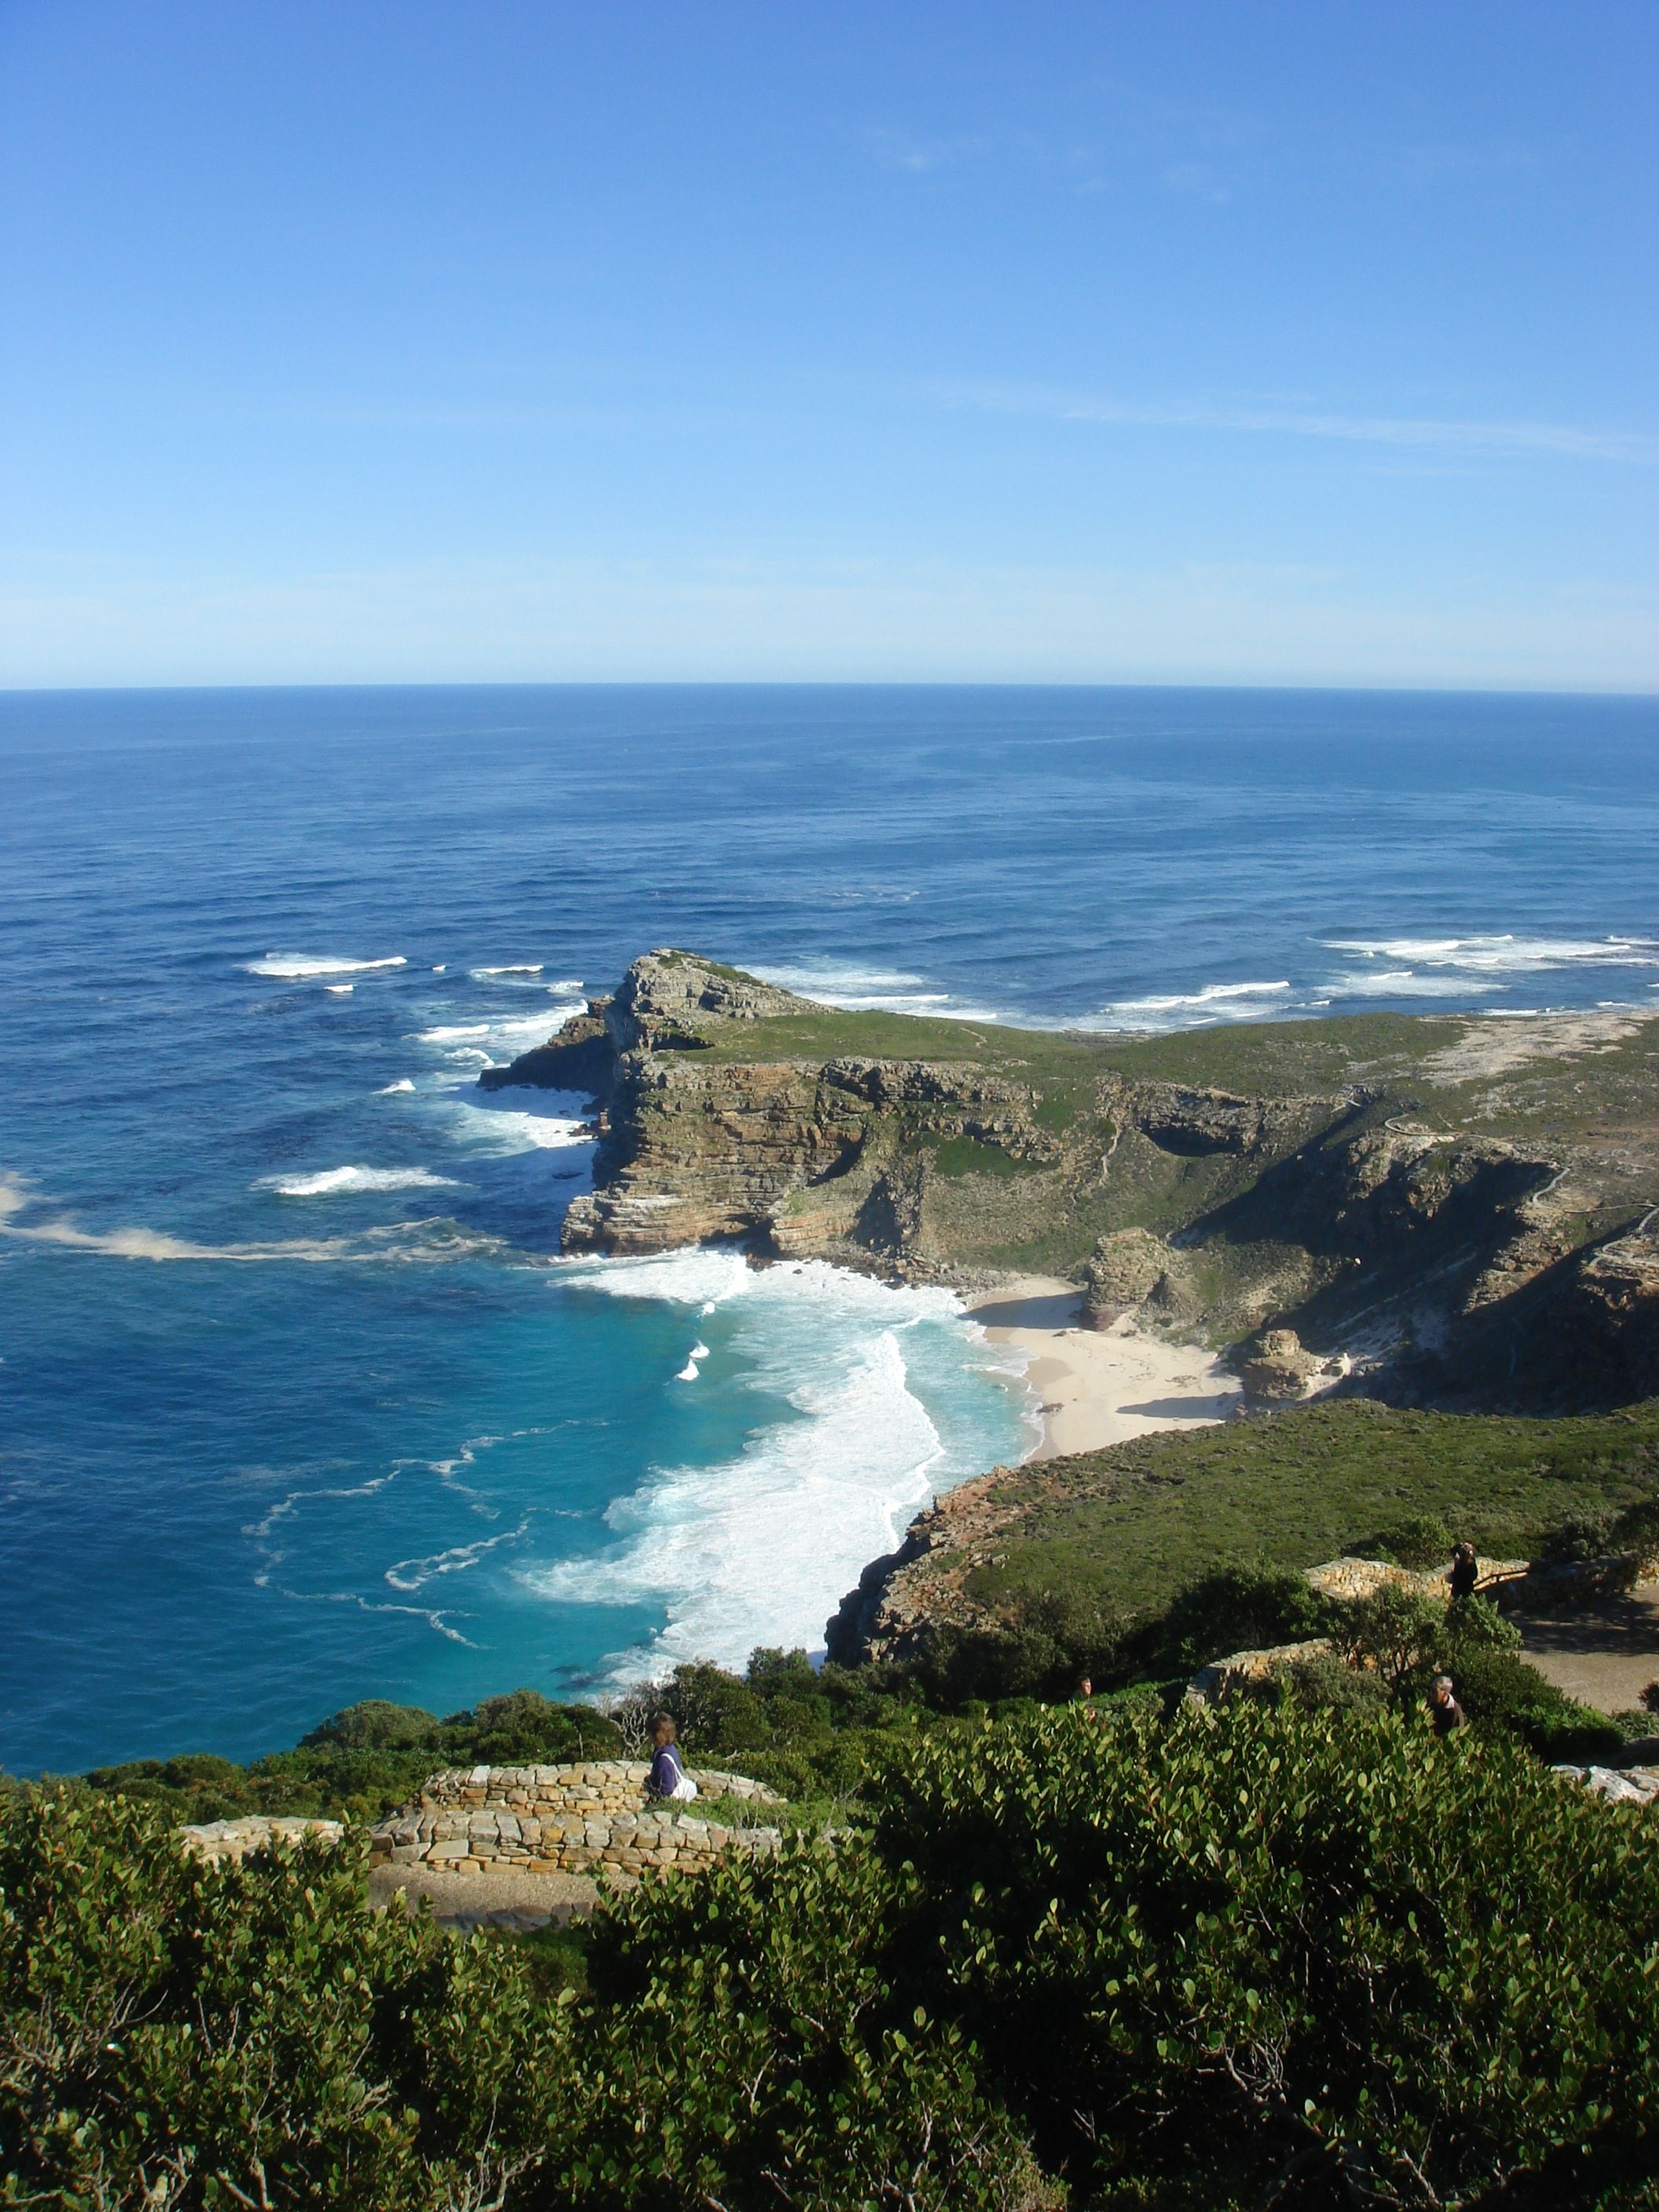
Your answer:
368;1760;785;1881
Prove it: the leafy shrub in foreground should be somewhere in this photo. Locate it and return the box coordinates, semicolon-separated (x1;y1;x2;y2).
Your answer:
866;1700;1659;2207
0;1790;566;2209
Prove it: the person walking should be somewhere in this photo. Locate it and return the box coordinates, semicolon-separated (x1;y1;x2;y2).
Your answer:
646;1712;698;1801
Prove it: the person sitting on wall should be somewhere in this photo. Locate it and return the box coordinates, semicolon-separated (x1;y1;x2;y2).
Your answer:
1446;1543;1480;1602
646;1712;698;1801
1429;1674;1467;1735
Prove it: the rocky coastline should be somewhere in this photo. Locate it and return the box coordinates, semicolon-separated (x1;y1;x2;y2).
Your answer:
485;950;1659;1415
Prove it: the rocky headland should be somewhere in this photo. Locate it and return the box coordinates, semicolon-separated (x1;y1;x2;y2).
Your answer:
485;949;1659;1414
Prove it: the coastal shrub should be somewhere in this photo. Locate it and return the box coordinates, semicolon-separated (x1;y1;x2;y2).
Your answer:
1357;1509;1454;1566
0;1789;569;2209
1272;1644;1388;1713
1327;1585;1447;1694
865;1700;1659;2207
569;1845;1053;2211
1141;1564;1331;1676
1541;1505;1624;1565
301;1697;440;1749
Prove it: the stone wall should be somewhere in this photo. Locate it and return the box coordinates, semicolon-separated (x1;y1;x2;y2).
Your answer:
368;1760;784;1881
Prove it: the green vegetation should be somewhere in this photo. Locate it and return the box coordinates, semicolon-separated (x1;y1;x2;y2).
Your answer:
959;1397;1659;1622
932;1133;1032;1178
9;1702;1659;2208
69;1690;621;1826
694;1005;1108;1072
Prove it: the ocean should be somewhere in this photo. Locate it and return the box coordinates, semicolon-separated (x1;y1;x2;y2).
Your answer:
2;683;1655;1774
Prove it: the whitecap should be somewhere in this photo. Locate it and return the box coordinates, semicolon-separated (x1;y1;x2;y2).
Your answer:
690;1342;711;1361
378;1079;416;1094
1324;934;1659;972
474;964;544;977
245;954;407;979
1320;970;1502;999
325;984;353;995
675;1359;701;1382
384;1518;532;1593
1086;980;1295;1027
259;1166;465;1198
745;960;1005;1020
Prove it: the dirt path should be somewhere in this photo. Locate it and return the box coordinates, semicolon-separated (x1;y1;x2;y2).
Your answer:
1514;1581;1659;1715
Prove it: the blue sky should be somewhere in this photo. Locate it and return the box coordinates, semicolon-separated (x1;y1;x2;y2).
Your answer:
2;2;1654;687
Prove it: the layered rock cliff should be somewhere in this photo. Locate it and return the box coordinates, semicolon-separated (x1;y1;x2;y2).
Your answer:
482;952;1659;1412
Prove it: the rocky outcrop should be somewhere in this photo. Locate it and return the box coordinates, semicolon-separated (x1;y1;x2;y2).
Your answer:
1082;1229;1197;1329
368;1760;783;1882
1236;1328;1329;1405
482;952;1659;1411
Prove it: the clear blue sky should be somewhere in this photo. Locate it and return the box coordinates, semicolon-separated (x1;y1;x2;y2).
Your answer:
2;2;1654;687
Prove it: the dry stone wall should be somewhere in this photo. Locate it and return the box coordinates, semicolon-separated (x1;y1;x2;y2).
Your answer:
369;1760;784;1881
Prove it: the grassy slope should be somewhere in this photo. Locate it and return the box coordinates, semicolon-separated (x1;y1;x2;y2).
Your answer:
963;1397;1659;1621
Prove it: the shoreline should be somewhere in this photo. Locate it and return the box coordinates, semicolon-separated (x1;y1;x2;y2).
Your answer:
966;1273;1240;1458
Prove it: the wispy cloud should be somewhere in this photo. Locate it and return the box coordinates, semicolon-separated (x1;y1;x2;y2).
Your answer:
949;382;1659;467
865;128;985;174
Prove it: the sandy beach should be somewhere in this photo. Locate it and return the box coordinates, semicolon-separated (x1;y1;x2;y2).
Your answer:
968;1274;1240;1458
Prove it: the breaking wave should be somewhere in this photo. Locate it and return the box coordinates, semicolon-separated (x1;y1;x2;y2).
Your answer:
260;1165;465;1198
245;954;408;979
526;1251;1025;1678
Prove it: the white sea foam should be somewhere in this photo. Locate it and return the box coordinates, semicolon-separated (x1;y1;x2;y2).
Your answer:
474;964;544;977
378;1079;416;1094
325;984;353;995
1088;980;1293;1027
260;1165;465;1198
0;1175;500;1265
385;1518;532;1594
245;954;407;979
746;961;1003;1020
1324;934;1659;972
675;1358;701;1382
690;1342;711;1361
443;1089;593;1156
1321;969;1502;999
531;1254;1004;1675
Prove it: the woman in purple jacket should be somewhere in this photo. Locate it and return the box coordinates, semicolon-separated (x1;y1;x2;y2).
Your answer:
646;1712;698;1801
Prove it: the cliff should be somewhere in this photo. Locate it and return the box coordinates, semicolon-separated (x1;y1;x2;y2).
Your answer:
482;950;1659;1413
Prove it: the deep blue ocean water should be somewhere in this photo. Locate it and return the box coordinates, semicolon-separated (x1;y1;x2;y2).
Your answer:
2;684;1655;1774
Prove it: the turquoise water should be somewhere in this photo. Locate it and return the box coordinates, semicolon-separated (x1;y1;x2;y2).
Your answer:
2;684;1655;1773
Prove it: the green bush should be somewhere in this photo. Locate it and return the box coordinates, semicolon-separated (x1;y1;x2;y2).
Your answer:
1142;1565;1331;1675
1359;1510;1455;1566
866;1700;1659;2207
1541;1507;1623;1566
13;1702;1659;2207
0;1790;566;2208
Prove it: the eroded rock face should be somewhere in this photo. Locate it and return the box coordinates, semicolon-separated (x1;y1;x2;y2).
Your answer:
478;952;1659;1412
1237;1328;1326;1404
1082;1229;1196;1329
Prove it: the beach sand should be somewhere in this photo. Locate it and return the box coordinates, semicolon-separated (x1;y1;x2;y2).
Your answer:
968;1274;1240;1458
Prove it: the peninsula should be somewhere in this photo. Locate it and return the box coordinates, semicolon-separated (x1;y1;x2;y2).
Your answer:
483;948;1659;1416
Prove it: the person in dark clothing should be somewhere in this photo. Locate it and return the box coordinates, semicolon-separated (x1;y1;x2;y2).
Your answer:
1430;1674;1467;1734
1446;1543;1480;1602
646;1712;697;1800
